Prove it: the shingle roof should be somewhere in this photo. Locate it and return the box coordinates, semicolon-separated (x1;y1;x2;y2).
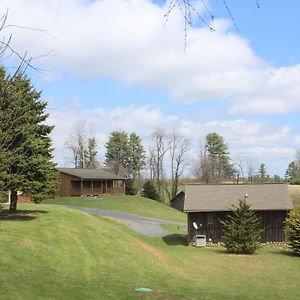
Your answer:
184;184;294;212
57;168;125;180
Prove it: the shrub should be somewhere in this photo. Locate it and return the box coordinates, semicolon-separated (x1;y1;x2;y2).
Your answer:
125;179;138;195
0;192;6;212
142;180;160;201
221;199;262;254
286;211;300;256
290;178;300;185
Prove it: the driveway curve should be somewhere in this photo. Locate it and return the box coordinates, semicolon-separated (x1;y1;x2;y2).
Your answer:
65;205;181;237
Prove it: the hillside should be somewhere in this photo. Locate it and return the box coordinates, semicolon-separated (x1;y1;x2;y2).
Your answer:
0;204;299;300
43;195;186;222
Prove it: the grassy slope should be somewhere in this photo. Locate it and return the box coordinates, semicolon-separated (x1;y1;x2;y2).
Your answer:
1;205;300;300
43;195;186;222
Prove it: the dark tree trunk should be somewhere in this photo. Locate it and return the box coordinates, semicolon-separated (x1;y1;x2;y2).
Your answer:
9;190;18;213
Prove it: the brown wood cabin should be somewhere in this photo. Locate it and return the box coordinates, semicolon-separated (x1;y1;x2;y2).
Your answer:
170;191;185;212
183;184;294;244
56;168;125;196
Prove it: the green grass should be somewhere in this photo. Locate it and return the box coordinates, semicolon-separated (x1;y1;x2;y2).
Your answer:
0;204;300;300
43;195;186;222
289;185;300;212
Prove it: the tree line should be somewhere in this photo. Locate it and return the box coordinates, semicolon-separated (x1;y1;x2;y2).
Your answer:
285;150;300;184
65;128;284;203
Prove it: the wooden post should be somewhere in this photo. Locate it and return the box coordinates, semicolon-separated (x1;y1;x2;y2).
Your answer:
80;179;83;196
91;181;94;195
105;180;107;194
8;190;11;204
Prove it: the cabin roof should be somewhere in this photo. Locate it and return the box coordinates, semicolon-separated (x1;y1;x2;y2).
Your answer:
184;184;294;212
170;191;185;202
57;168;125;180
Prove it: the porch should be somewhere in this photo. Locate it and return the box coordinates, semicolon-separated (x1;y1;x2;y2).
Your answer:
70;179;124;196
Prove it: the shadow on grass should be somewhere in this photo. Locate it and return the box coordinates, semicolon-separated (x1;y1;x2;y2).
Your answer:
269;248;299;258
212;248;227;255
0;210;48;221
162;233;188;246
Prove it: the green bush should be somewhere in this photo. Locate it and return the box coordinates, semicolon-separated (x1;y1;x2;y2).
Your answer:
125;179;138;195
290;178;300;185
142;180;160;201
0;192;6;212
286;211;300;255
221;199;262;254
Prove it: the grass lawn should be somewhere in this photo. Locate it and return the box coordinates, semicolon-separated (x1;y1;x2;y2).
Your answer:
43;195;186;223
0;204;299;300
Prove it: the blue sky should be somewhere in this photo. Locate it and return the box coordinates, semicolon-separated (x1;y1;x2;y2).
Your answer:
4;0;300;177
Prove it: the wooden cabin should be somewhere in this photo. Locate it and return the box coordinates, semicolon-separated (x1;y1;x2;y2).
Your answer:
184;184;294;244
170;191;185;211
56;168;125;196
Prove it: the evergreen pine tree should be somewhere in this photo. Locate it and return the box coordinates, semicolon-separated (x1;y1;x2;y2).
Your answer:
86;137;98;168
221;199;262;254
128;132;146;180
105;131;130;175
286;211;300;256
0;68;57;212
142;180;160;201
125;178;138;195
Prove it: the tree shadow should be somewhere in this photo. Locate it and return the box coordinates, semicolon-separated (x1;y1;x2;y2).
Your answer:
0;210;48;221
213;248;228;254
162;233;188;246
269;248;299;258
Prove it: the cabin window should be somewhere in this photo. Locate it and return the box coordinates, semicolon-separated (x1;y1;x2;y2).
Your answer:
71;181;81;191
207;213;214;225
83;181;91;189
93;181;102;189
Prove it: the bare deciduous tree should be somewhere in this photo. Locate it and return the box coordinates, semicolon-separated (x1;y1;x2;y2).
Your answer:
245;158;257;182
192;144;210;183
65;126;98;169
168;131;190;200
149;128;168;202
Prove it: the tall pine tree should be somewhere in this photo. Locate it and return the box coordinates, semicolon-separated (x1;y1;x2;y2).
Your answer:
0;68;57;212
128;132;145;180
105;131;130;175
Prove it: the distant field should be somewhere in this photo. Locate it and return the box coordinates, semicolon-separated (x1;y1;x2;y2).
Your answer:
288;185;300;211
0;204;299;300
43;195;186;223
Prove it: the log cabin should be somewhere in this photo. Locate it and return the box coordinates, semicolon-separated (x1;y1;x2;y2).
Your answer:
56;168;125;196
183;184;294;244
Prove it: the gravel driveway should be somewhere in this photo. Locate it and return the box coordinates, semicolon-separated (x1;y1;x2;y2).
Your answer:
65;205;181;237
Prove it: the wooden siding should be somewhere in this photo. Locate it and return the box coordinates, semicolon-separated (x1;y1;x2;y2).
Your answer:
187;210;289;244
170;192;185;211
56;172;125;196
56;173;75;196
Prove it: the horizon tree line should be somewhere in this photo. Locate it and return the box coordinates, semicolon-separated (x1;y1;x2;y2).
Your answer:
64;127;284;203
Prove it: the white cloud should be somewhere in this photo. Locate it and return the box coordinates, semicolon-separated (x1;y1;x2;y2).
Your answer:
294;135;300;144
4;0;300;115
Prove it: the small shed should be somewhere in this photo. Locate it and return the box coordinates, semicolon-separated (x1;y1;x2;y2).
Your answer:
184;184;294;244
170;191;185;211
56;168;125;196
